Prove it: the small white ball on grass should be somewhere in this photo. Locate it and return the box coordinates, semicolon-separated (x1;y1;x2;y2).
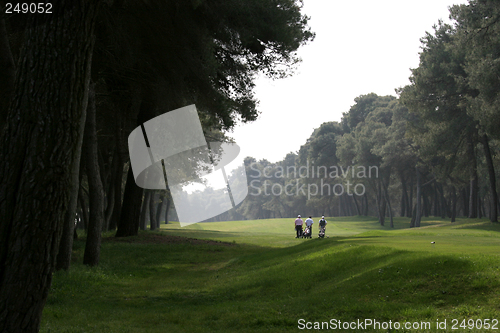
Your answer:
431;241;435;244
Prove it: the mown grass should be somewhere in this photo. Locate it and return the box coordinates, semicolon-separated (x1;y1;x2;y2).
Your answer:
41;217;500;332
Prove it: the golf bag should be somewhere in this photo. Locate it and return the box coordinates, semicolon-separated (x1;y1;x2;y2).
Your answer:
302;225;311;238
318;227;326;238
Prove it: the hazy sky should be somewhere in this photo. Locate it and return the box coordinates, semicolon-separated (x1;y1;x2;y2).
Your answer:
230;0;467;163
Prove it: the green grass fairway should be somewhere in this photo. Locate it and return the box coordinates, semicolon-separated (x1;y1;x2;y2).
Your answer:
162;216;500;253
41;217;500;332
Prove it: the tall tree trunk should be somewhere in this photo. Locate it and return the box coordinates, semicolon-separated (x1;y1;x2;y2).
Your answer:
352;193;360;215
410;204;417;227
382;178;393;228
379;196;386;226
116;167;143;237
423;187;430;218
343;194;350;216
0;2;99;331
149;191;157;230
408;172;414;218
108;113;126;231
103;151;118;231
481;134;498;222
468;139;478;218
415;166;422;227
363;192;369;216
164;196;171;224
139;191;150;231
451;186;457;222
433;183;439;217
156;192;165;225
0;12;16;134
469;177;478;218
56;154;86;271
83;82;105;267
79;187;89;231
439;183;447;219
109;159;125;231
400;173;408;217
115;89;155;237
103;181;115;231
478;194;484;219
462;187;469;217
377;180;385;226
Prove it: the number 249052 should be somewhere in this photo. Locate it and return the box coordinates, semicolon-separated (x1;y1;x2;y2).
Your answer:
5;3;53;14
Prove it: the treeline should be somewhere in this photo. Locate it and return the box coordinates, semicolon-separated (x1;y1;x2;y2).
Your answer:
236;93;499;226
230;1;500;225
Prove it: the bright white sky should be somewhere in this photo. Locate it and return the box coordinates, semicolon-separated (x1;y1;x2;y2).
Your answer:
230;0;467;163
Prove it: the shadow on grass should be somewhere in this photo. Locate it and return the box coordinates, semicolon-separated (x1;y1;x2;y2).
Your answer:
44;230;500;333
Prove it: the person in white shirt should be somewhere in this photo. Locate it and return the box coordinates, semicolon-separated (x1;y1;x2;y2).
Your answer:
304;216;314;238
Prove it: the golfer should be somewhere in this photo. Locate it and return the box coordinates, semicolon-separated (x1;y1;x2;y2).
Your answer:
304;216;314;238
319;216;327;231
294;215;303;238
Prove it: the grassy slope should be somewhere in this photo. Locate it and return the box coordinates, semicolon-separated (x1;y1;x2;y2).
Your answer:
41;217;500;332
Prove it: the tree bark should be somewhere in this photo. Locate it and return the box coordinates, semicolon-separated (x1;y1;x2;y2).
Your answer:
352;192;360;215
56;146;87;271
439;183;447;219
478;194;484;219
83;81;105;267
433;183;439;217
400;173;408;217
116;167;143;237
410;204;416;227
379;196;386;225
156;192;165;225
108;114;126;231
0;2;99;331
382;178;393;228
139;190;150;231
363;193;368;216
109;159;125;231
103;179;115;231
0;12;16;133
344;194;349;216
377;180;385;226
408;172;414;218
423;187;430;218
468;139;478;218
164;196;171;224
79;187;89;231
415;166;422;227
462;187;469;217
115;88;155;237
103;150;120;231
149;191;157;230
451;186;457;222
481;134;498;222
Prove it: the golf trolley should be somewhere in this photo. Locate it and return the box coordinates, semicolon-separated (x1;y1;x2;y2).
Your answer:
318;227;326;238
302;225;312;238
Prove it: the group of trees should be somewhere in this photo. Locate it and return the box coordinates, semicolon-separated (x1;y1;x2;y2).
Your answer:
237;90;498;227
228;0;500;227
0;1;313;331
